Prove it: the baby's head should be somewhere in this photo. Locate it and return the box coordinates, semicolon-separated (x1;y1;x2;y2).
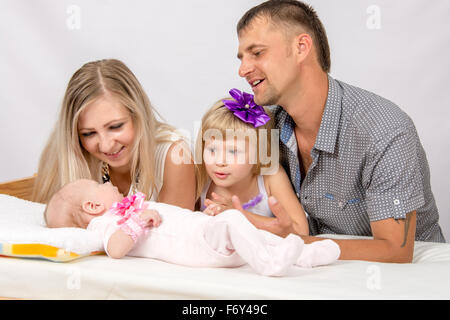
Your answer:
44;179;123;228
195;97;277;197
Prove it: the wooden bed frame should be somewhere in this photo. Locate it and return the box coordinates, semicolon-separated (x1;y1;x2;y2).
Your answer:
0;175;36;201
0;175;37;300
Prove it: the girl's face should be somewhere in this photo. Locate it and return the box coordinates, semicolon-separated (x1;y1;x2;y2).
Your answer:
203;137;256;188
78;93;136;172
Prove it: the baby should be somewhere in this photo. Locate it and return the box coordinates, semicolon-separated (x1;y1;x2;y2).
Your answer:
45;179;340;276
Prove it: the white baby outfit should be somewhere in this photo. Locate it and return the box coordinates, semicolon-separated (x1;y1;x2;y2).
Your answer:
87;201;340;276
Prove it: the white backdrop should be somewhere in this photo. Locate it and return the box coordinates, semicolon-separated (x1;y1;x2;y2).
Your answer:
1;0;449;240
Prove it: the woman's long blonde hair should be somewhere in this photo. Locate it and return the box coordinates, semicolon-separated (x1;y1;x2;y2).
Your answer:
32;59;174;203
194;98;274;200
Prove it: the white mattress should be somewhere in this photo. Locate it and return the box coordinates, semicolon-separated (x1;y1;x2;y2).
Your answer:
1;234;449;299
1;194;449;299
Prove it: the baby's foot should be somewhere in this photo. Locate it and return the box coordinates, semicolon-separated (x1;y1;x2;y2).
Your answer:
296;239;340;268
255;234;304;276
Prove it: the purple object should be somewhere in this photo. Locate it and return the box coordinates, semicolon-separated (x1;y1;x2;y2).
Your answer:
242;193;263;210
222;88;270;128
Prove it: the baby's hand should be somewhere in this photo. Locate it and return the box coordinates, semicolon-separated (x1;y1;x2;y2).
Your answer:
138;209;162;228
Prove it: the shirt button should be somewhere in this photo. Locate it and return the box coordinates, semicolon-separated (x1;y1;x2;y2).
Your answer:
393;199;400;205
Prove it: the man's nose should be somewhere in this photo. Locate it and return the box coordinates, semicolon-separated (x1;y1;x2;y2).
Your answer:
238;58;254;78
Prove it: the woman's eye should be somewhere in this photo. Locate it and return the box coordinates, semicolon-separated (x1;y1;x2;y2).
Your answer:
110;123;124;130
80;132;95;137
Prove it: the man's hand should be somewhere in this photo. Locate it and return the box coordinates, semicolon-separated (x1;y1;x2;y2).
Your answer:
231;195;296;238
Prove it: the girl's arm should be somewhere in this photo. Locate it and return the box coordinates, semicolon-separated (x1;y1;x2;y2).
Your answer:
203;167;308;237
107;210;161;259
264;166;309;236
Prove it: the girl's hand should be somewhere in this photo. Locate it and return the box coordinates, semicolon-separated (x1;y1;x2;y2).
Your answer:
203;203;223;216
139;209;162;228
203;192;233;216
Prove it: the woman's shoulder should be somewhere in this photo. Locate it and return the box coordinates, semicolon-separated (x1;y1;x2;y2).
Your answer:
155;124;187;144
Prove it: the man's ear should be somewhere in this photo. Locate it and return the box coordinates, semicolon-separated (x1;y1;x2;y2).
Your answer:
295;33;313;61
82;200;105;215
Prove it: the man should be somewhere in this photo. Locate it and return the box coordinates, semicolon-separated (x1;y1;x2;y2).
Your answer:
232;0;445;263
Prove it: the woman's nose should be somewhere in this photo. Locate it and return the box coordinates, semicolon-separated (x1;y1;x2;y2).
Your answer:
98;134;115;153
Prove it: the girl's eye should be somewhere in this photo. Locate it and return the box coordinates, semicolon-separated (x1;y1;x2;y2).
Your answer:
228;149;238;155
110;123;124;130
208;147;216;153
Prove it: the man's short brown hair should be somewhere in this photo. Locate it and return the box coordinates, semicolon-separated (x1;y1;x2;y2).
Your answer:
237;0;331;73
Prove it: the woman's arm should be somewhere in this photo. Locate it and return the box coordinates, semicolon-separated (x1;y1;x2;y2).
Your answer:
157;140;196;210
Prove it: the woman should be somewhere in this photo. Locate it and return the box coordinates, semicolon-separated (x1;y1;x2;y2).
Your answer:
32;59;196;210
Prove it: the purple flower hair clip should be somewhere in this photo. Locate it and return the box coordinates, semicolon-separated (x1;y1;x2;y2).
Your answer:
222;89;270;128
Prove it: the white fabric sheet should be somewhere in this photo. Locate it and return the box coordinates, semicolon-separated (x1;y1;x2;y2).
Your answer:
1;194;449;299
1;236;450;299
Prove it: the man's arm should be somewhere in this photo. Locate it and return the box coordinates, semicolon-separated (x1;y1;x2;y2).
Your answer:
302;211;416;263
268;198;417;263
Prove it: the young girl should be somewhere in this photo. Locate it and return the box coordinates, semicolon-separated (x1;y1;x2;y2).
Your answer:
195;89;309;236
32;59;195;210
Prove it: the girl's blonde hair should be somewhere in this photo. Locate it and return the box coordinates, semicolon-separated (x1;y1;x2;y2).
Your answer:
194;98;275;199
32;59;175;203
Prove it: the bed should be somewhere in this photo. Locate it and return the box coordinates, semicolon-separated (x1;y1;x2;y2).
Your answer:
1;176;450;300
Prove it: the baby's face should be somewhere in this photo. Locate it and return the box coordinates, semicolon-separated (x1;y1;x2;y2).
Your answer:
47;179;124;228
73;179;125;228
83;180;124;209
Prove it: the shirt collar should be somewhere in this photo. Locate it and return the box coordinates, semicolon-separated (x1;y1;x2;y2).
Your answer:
274;75;343;155
314;75;343;154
